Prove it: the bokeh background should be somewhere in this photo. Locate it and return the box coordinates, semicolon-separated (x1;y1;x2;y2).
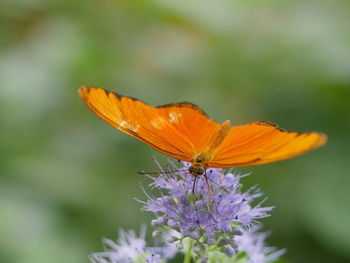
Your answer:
1;0;350;262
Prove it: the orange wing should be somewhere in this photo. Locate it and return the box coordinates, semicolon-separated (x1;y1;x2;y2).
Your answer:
78;86;222;161
208;121;327;168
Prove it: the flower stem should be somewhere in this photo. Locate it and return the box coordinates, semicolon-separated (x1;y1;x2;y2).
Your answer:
184;238;193;263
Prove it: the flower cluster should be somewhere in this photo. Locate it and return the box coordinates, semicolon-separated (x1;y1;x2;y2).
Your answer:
236;227;286;263
90;160;285;263
90;227;285;263
90;226;177;263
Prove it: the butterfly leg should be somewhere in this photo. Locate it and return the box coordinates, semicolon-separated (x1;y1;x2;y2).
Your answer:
192;175;198;199
204;171;213;213
184;171;188;184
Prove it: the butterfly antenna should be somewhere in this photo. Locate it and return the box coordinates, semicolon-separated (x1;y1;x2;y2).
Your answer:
137;169;187;175
138;156;188;175
152;156;165;174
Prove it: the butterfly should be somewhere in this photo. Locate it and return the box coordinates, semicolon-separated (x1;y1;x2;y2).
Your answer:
78;86;327;178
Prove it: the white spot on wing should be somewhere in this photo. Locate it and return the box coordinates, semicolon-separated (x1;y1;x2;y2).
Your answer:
151;117;167;129
168;111;182;123
119;120;139;132
129;126;138;132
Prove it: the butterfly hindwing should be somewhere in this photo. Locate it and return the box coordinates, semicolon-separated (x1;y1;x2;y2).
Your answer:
208;121;327;167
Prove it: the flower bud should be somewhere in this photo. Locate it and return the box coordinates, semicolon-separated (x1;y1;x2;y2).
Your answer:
207;237;216;245
224;247;235;257
193;245;202;254
234;229;243;236
156;216;167;225
167;219;177;228
176;242;184;250
219;238;228;245
230;240;238;250
152;230;161;238
190;230;200;240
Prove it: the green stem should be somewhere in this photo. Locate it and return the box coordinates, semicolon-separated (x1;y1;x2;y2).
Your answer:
184;238;193;263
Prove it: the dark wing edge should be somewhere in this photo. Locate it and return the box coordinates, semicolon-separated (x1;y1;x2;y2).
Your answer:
250;120;287;131
79;85;149;105
157;102;210;118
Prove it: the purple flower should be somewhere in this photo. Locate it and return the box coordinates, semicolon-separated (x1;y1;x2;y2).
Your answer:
90;159;284;263
89;226;177;263
235;227;287;263
140;161;274;243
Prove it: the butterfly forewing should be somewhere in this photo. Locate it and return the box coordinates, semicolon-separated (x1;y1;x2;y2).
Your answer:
78;86;221;161
155;104;222;154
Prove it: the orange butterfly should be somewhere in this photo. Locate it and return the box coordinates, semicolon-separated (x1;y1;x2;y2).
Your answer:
78;86;327;177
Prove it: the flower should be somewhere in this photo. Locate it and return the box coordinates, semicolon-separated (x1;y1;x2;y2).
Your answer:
141;161;273;240
235;227;287;263
91;159;284;263
137;160;278;261
89;226;177;263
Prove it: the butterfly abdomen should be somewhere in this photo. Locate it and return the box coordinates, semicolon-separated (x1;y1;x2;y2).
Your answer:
208;120;231;151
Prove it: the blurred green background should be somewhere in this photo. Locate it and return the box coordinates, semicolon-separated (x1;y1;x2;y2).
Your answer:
1;0;350;262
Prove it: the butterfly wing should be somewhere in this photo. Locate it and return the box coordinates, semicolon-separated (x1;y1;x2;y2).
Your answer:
78;86;221;161
208;121;327;168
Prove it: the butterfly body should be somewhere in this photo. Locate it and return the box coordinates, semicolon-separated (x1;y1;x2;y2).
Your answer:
188;155;209;176
78;86;327;177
